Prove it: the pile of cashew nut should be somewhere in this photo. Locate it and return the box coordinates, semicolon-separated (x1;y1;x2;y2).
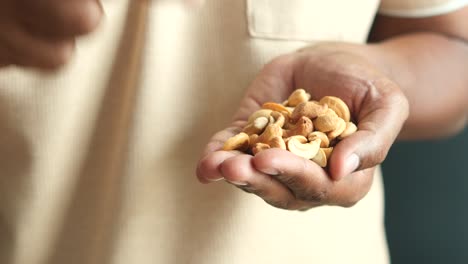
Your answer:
223;89;357;168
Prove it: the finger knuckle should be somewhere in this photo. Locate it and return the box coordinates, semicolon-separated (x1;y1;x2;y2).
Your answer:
295;187;328;204
266;198;296;210
393;90;409;117
280;176;300;190
372;146;388;166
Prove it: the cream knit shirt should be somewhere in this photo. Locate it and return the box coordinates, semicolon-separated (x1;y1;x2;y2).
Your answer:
0;0;466;263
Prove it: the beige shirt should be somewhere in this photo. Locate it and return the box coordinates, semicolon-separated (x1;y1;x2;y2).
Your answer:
0;1;465;263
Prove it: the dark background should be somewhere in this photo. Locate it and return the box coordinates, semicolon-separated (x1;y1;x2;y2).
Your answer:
383;128;468;263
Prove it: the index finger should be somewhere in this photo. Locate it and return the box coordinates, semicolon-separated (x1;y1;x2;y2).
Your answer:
252;149;374;206
196;121;246;183
200;121;247;157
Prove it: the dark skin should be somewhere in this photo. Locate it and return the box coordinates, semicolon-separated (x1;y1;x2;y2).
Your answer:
196;8;468;210
370;10;468;139
0;2;466;211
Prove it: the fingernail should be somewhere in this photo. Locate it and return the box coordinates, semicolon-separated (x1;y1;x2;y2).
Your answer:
226;180;248;186
261;167;279;175
340;153;360;180
207;177;224;182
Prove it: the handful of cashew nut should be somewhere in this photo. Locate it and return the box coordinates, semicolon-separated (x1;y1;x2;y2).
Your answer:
222;89;357;168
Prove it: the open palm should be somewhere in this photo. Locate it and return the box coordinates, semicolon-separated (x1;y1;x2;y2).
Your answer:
197;46;409;210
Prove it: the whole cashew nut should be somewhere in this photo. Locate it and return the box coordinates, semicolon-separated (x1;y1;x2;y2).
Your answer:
313;109;341;132
291;101;329;122
319;96;351;122
222;132;250;151
287;137;321;160
286;88;311;107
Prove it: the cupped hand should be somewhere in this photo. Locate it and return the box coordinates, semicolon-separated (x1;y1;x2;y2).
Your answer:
0;0;103;69
197;45;409;210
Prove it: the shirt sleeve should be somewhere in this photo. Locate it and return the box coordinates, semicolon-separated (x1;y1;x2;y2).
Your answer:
378;0;468;17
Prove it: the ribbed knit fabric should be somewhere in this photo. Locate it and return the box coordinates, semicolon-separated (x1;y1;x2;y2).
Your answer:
1;0;459;263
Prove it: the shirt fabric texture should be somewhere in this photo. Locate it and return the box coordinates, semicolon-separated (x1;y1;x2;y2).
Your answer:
0;0;465;263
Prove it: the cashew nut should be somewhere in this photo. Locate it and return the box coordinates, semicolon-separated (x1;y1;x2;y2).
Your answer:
247;109;273;124
286;106;295;113
256;124;283;144
269;136;286;150
308;131;330;148
243;116;269;135
249;134;259;147
287;137;321;159
284;135;308;145
311;148;327;167
313;109;341;132
327;118;347;140
269;111;286;127
339;122;358;139
223;89;358;170
287;88;311;107
319;96;351;122
322;147;333;159
262;102;292;116
283;116;313;138
252;142;270;155
222;132;250;151
291;101;329;122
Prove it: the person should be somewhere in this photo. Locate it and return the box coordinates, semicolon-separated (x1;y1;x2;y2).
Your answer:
0;0;466;263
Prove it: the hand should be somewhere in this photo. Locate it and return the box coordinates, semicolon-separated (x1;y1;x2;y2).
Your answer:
0;0;103;69
196;44;409;210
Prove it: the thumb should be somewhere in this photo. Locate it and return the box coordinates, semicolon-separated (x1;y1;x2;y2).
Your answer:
329;90;409;181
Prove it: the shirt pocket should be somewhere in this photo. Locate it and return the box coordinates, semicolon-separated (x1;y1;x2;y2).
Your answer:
246;0;380;43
